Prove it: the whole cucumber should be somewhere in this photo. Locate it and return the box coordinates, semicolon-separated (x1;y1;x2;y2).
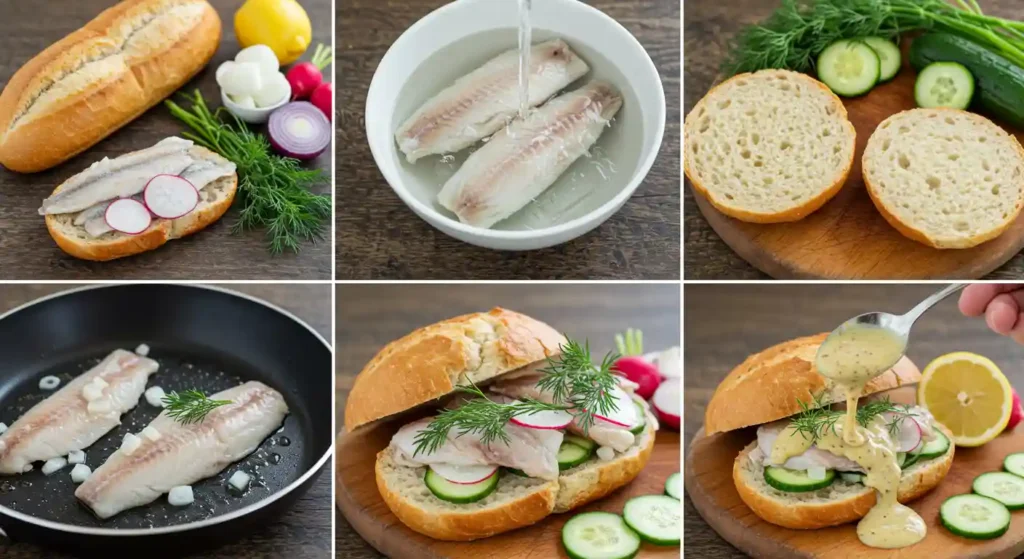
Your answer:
909;32;1024;128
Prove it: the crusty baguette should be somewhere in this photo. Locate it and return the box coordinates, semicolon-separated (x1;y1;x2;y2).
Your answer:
705;333;921;436
733;429;955;530
44;146;237;261
684;70;856;223
0;0;221;173
344;309;566;433
863;108;1024;249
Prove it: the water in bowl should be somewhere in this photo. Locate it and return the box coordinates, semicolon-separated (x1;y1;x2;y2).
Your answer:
392;29;644;232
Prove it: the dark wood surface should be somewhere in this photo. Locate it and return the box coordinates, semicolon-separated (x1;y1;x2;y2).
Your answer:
0;283;333;559
337;0;680;279
335;283;681;557
683;0;1024;280
0;0;332;280
683;283;1024;558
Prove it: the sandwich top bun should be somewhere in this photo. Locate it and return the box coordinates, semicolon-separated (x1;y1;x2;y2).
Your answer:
344;308;566;433
705;333;922;435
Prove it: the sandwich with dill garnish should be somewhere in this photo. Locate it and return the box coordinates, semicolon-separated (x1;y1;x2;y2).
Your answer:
342;308;657;541
704;333;955;530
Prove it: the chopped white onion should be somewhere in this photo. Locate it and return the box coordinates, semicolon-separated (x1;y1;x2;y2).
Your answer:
87;399;112;415
0;422;6;435
39;376;60;390
596;446;615;461
70;464;92;483
67;450;86;464
142;426;162;442
42;457;67;475
121;433;141;455
168;485;194;506
145;386;167;408
228;470;251;491
807;466;828;481
135;343;150;357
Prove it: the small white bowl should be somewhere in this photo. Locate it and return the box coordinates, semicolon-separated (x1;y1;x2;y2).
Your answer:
365;0;666;251
221;89;288;124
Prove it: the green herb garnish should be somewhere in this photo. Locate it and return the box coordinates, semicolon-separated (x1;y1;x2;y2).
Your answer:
162;389;232;425
165;90;331;254
789;392;913;441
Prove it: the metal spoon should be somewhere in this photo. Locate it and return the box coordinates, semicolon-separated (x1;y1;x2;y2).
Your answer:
815;283;967;373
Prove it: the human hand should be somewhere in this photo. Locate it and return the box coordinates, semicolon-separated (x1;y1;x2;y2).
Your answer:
959;284;1024;344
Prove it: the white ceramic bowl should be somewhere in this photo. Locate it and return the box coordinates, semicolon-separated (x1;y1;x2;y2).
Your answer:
221;89;288;124
365;0;666;250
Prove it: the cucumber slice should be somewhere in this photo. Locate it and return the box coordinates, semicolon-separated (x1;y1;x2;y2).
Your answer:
863;37;902;82
564;434;597;452
629;400;647;435
919;430;951;460
817;39;881;97
558;441;594;471
897;452;908;467
1005;452;1024;478
973;472;1024;510
623;495;681;546
764;466;835;492
665;472;681;499
424;467;499;504
505;467;528;477
940;494;1011;540
839;472;865;484
562;512;641;559
915;62;975;109
902;451;921;469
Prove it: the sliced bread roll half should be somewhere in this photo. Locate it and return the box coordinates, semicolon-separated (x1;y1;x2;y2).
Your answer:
863;108;1024;249
684;70;856;223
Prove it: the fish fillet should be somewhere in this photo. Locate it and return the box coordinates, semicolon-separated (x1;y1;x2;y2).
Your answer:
0;350;159;475
438;80;623;228
76;381;288;519
395;39;589;163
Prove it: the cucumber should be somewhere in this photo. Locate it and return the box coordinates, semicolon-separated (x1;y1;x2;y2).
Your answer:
909;32;1024;127
940;494;1011;540
817;39;881;97
901;450;921;470
915;62;975;109
973;472;1024;510
897;452;908;468
839;472;865;484
424;467;499;504
1005;452;1024;478
564;434;597;452
629;400;647;435
558;441;593;471
562;512;641;559
622;495;681;546
764;466;835;492
505;467;528;477
665;472;681;499
918;430;951;460
863;37;902;82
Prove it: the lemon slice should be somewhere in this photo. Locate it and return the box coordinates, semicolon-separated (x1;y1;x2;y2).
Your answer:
919;352;1014;447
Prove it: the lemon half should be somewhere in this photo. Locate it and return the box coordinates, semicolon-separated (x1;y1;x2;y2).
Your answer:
918;351;1014;447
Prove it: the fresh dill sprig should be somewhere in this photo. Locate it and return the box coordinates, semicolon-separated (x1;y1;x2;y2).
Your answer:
411;384;568;456
162;389;232;425
789;393;913;441
536;339;620;434
165;90;331;254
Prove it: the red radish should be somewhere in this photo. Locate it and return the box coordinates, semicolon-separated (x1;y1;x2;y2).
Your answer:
429;464;498;485
268;102;331;160
310;81;333;120
143;175;199;219
1007;389;1023;431
104;199;151;235
647;346;680;379
509;408;572;430
890;415;923;453
593;385;640;428
652;378;680;431
286;43;333;100
612;356;662;400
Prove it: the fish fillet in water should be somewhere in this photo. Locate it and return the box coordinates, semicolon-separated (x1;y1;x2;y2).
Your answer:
0;350;159;475
76;381;288;519
395;39;589;163
438;80;623;228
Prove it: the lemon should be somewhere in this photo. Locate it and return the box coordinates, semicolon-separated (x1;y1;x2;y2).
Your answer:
918;352;1014;447
235;0;312;66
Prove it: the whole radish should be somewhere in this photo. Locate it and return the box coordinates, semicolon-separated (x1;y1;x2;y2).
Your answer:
310;82;333;120
1007;388;1023;431
612;357;661;400
286;43;332;100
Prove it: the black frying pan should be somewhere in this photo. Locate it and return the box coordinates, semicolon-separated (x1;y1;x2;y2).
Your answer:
0;284;332;556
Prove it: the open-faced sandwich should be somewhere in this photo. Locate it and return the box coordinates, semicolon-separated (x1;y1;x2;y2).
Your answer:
343;308;659;542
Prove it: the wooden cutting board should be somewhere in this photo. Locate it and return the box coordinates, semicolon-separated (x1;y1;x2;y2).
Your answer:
335;416;681;559
684;387;1024;558
691;53;1024;279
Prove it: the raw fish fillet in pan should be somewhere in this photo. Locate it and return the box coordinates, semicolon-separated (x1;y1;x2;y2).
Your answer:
438;80;623;228
0;349;159;475
76;381;288;519
395;39;589;163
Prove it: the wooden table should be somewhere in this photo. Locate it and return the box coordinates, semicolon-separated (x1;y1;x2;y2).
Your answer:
335;283;681;557
337;0;680;279
684;0;1024;279
0;283;333;558
0;0;332;280
683;283;1024;557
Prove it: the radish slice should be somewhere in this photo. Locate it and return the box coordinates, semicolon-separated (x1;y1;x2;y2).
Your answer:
144;175;199;219
105;199;152;235
653;378;681;431
429;464;498;485
653;347;681;379
509;408;573;430
887;414;923;452
594;385;639;428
